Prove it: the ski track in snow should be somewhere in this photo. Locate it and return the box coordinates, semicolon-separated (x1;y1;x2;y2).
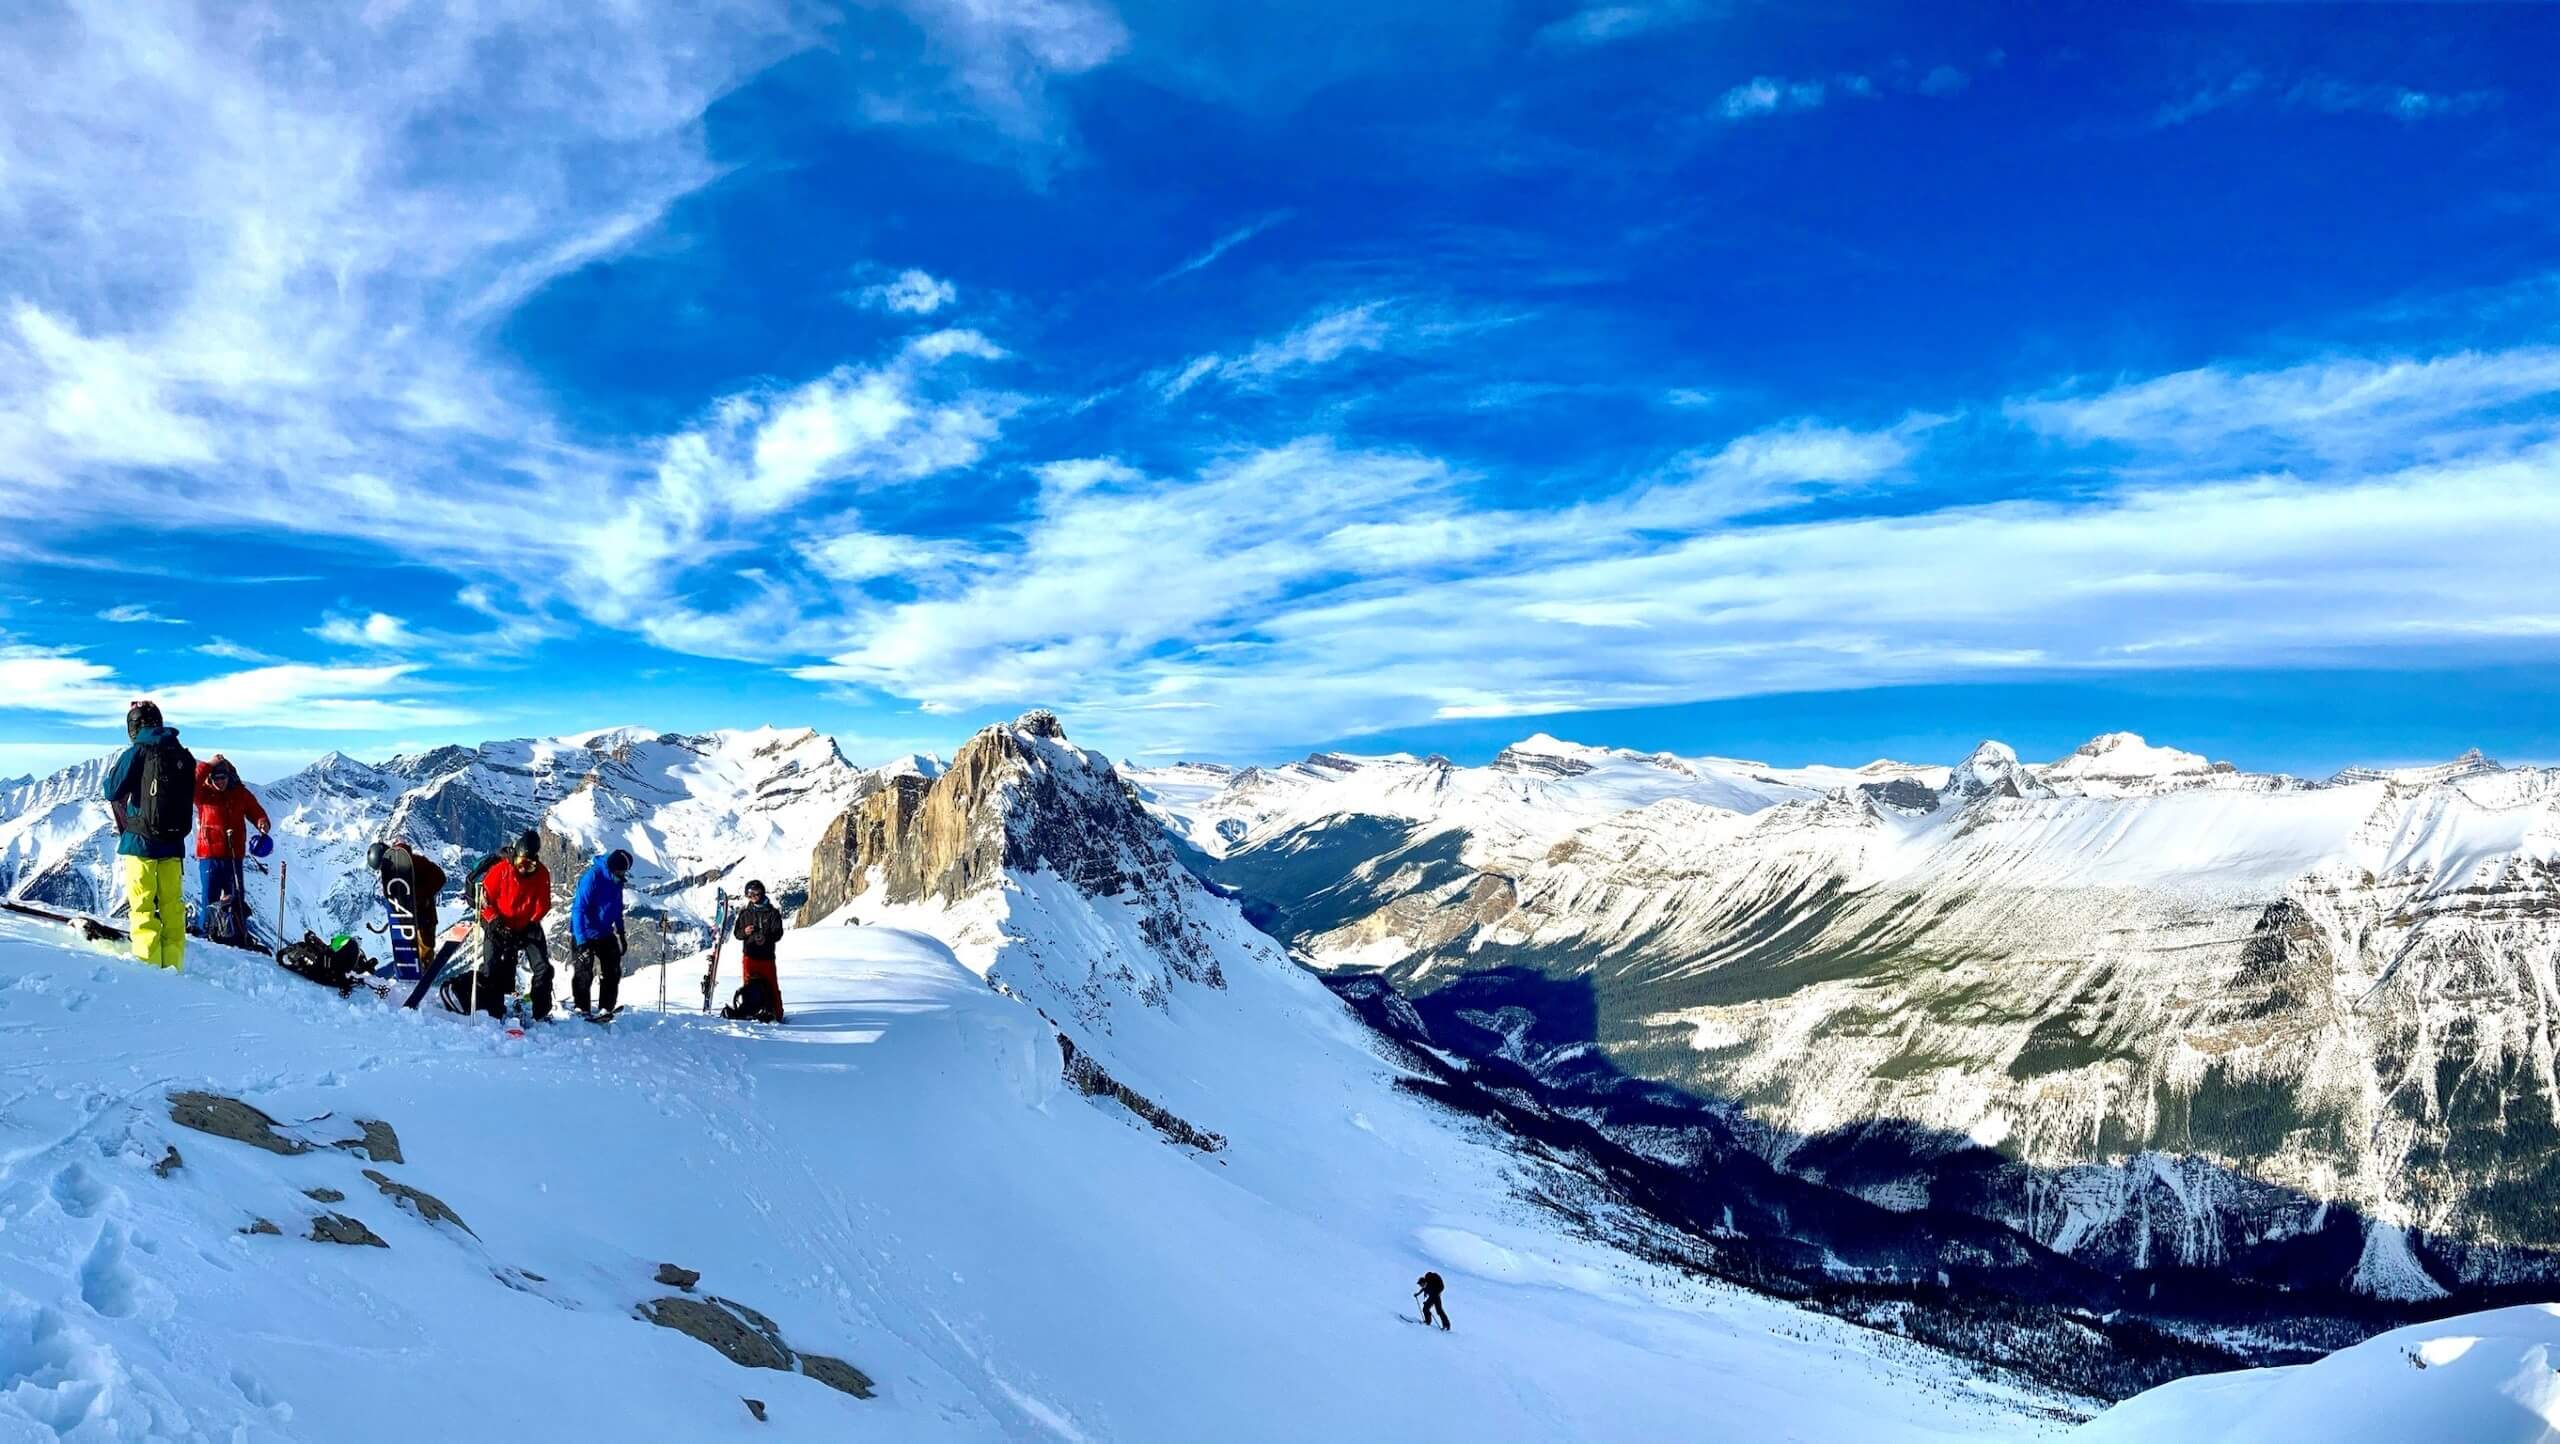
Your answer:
0;911;2068;1444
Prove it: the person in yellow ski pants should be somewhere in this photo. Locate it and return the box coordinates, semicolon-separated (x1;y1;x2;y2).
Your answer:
104;700;196;972
121;855;188;970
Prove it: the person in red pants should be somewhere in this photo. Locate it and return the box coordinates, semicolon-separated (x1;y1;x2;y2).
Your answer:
722;879;787;1023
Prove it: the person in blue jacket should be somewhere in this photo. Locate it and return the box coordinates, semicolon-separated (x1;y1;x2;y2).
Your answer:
104;700;195;971
569;849;632;1016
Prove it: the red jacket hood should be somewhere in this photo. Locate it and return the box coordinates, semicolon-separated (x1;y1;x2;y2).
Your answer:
193;763;270;859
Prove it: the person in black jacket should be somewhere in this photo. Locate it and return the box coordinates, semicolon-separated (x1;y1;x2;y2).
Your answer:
722;879;787;1023
1415;1272;1451;1331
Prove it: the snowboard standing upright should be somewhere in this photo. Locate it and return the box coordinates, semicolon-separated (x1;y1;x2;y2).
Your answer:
369;843;449;1011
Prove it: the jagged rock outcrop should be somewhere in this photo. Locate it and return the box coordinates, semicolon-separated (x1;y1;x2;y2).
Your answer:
800;773;932;925
799;710;1229;1000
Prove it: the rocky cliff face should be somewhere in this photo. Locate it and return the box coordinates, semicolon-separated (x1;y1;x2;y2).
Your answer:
799;711;1231;1019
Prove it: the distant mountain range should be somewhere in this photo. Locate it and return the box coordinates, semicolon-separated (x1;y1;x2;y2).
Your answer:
1123;729;2560;1310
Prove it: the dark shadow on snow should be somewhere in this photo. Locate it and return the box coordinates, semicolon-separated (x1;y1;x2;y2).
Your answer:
1321;964;2560;1405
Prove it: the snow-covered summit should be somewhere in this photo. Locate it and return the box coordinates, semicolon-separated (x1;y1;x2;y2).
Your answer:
1935;740;2054;809
2036;731;2217;790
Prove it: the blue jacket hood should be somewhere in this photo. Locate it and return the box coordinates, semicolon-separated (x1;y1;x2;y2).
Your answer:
570;854;627;944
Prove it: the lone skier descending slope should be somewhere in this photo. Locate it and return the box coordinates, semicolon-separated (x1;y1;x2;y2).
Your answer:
473;831;555;1020
570;849;631;1016
194;755;271;947
721;880;786;1023
103;700;195;971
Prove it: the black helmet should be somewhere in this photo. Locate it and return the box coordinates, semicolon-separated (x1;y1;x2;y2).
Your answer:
365;842;389;872
607;849;632;877
513;829;542;860
743;879;767;899
124;699;162;737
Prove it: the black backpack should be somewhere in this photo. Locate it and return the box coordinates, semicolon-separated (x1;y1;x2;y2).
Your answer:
722;976;784;1023
277;932;372;994
134;733;195;841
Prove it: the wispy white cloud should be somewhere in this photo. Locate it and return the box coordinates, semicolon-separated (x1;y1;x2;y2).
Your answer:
194;637;281;665
855;268;960;315
1717;76;1832;121
1156;211;1294;283
98;604;183;625
855;0;1129;142
785;414;1931;736
313;612;427;652
2009;347;2560;464
2157;70;2500;128
1158;301;1399;398
1534;1;1702;51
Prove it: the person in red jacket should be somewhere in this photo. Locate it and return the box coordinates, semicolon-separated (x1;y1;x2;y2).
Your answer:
722;879;787;1023
474;829;556;1020
194;755;270;947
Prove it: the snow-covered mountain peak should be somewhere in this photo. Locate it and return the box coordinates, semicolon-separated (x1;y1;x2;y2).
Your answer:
2047;731;2210;777
2035;731;2233;798
1940;739;2050;806
1492;732;1697;783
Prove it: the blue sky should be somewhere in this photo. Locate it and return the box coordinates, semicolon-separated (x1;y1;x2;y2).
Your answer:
1;0;2555;782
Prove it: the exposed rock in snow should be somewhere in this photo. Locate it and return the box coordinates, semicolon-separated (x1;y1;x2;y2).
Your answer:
2330;748;2502;787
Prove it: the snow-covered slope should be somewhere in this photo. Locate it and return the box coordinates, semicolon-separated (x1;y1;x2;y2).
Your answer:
2064;1304;2560;1443
0;861;2054;1441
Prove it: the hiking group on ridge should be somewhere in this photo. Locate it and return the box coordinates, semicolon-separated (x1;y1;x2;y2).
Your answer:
94;699;791;1027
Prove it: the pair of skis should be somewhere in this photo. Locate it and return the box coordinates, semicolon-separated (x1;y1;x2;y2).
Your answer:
700;887;730;1013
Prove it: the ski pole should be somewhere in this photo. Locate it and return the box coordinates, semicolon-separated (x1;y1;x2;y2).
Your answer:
657;915;668;1016
275;860;289;956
